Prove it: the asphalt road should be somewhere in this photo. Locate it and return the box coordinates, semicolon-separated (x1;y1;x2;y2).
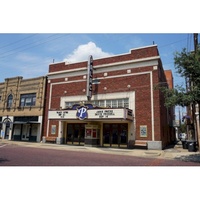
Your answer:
1;143;200;166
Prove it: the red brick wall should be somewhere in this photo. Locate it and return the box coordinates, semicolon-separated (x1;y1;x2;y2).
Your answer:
43;45;174;147
49;45;159;73
44;68;156;141
48;120;59;137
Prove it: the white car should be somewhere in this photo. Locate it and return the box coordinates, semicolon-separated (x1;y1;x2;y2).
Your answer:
179;133;186;140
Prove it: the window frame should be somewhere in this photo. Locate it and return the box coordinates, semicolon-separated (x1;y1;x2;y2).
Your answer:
7;94;13;108
20;93;36;107
65;98;129;109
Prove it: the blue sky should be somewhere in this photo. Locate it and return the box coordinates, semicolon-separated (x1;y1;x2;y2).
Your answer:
0;33;198;85
1;33;198;119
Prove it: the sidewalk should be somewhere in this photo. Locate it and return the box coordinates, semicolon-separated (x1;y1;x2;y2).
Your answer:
1;139;200;163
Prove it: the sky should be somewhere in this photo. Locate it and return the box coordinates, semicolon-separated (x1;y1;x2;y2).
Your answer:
0;33;199;119
0;33;198;84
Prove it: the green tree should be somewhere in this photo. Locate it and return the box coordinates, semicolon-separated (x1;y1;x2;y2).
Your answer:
160;44;200;150
161;46;200;107
179;123;186;133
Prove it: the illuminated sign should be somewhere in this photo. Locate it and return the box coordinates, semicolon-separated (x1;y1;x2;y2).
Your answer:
86;55;93;101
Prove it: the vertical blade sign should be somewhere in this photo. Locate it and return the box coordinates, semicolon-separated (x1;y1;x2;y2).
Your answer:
87;55;93;101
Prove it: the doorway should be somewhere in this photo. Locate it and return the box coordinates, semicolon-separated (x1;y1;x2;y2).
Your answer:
21;124;30;141
5;122;10;139
103;123;128;148
66;123;86;145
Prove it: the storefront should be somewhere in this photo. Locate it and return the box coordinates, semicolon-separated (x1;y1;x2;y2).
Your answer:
1;115;43;142
46;103;134;148
0;76;46;143
1;116;12;139
12;116;42;142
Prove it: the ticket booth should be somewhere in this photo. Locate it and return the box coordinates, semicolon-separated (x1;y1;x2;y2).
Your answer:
85;125;100;146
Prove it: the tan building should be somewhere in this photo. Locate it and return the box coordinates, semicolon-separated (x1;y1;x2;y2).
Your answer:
0;76;47;142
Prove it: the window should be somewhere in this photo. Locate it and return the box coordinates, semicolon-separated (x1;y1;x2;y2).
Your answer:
20;93;36;107
65;102;76;108
112;100;118;108
118;99;123;108
124;99;129;108
7;94;13;108
65;98;129;109
106;100;111;107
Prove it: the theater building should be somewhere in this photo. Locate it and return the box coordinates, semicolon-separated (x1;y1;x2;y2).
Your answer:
0;76;46;142
43;45;175;150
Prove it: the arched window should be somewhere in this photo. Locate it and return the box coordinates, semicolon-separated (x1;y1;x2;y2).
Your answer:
7;94;13;108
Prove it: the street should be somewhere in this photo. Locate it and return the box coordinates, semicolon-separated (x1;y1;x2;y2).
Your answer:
1;142;200;166
1;141;200;200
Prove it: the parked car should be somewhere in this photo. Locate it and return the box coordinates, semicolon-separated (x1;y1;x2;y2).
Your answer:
178;133;186;140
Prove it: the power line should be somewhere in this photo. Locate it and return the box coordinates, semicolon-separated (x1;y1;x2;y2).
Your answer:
0;34;60;57
0;34;38;50
0;34;70;59
158;37;188;48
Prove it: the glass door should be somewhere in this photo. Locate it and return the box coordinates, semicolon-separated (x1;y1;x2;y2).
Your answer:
66;123;85;145
66;124;73;144
112;124;119;148
119;124;128;148
5;122;10;139
103;124;128;148
103;124;111;147
73;124;80;145
21;124;30;141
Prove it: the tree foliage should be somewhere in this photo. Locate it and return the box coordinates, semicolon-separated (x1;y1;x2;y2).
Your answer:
160;44;200;108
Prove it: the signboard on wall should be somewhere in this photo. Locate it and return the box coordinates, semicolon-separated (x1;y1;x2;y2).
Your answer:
86;55;93;101
51;125;56;134
140;125;147;137
48;104;134;121
49;109;133;121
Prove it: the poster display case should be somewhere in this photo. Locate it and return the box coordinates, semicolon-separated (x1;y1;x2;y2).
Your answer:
85;125;100;146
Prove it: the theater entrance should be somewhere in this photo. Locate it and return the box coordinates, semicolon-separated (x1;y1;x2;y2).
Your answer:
103;123;128;148
66;123;86;145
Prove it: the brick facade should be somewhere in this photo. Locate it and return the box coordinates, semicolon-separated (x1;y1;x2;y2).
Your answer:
43;45;175;149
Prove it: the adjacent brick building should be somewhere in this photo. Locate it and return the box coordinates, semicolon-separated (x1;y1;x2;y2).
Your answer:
43;44;175;150
0;76;46;142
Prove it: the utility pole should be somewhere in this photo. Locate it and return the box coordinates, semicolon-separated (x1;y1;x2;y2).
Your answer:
194;33;198;53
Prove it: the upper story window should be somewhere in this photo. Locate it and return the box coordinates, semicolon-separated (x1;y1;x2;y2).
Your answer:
7;94;13;108
20;93;36;107
65;98;129;109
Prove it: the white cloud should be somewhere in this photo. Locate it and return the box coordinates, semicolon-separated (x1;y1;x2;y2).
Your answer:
15;52;41;62
64;42;113;63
